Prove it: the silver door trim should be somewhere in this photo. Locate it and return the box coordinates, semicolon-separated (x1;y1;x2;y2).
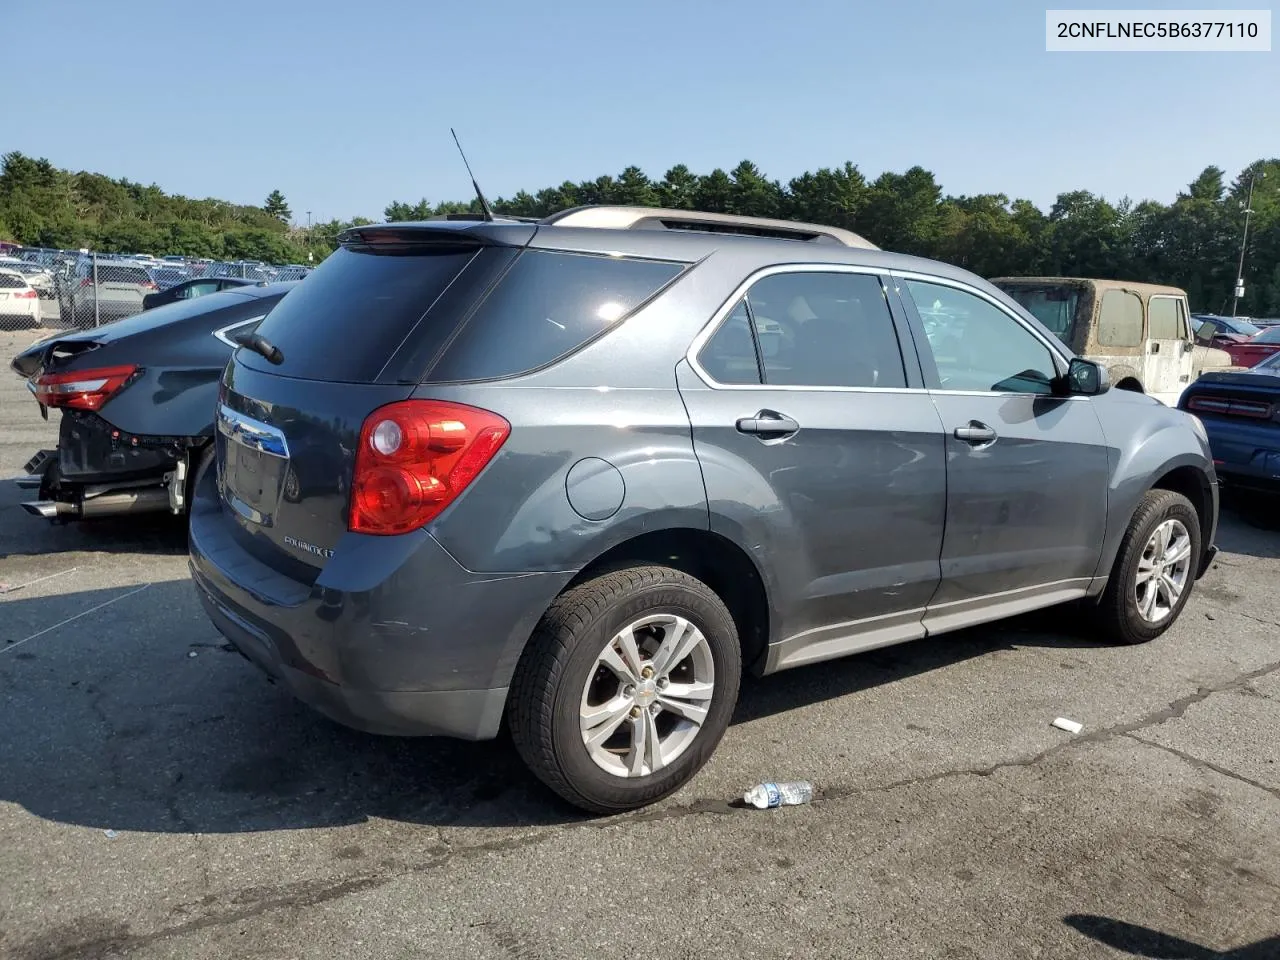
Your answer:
213;315;266;348
765;606;928;674
216;404;289;459
762;577;1094;674
921;578;1092;637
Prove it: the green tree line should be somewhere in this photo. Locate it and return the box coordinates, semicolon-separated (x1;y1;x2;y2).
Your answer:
4;150;1277;315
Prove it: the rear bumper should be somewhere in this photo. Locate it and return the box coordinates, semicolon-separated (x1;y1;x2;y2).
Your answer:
54;409;189;483
195;583;508;738
1201;420;1280;492
187;469;574;740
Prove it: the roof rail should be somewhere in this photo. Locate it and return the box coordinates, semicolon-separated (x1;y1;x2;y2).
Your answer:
539;205;878;250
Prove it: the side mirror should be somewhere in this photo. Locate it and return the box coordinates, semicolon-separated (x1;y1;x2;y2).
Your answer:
1062;357;1109;396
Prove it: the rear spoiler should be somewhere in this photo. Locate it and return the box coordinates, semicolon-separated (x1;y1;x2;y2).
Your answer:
338;221;536;249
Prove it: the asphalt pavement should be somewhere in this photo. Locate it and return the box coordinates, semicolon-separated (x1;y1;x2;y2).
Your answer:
1;328;1277;960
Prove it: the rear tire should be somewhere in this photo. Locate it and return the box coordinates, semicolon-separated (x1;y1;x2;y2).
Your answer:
509;565;741;815
1096;490;1201;645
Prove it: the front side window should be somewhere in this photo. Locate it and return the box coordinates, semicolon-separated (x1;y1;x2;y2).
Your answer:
1098;290;1144;347
904;279;1058;394
1149;297;1183;339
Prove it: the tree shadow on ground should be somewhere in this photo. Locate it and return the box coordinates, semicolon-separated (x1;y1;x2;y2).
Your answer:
1064;914;1279;959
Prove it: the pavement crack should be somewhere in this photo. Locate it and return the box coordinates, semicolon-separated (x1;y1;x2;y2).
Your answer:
797;657;1280;807
1219;609;1280;631
1124;733;1280;802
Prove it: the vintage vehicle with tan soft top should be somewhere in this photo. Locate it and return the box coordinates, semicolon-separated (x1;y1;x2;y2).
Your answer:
992;277;1235;406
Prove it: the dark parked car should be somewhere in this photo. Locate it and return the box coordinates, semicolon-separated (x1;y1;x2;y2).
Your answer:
142;276;254;310
190;207;1218;814
1179;350;1280;494
12;282;298;521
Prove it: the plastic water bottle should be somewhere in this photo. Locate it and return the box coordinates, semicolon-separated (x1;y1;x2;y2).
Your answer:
743;781;814;809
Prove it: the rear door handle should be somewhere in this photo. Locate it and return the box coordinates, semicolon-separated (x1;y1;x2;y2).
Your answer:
736;411;800;438
954;421;997;444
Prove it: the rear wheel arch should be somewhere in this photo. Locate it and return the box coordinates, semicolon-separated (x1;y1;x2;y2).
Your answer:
556;527;772;675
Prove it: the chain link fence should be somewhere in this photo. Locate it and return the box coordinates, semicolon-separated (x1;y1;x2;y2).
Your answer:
0;248;312;331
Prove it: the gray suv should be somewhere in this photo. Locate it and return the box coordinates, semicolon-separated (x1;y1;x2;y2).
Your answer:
190;206;1219;814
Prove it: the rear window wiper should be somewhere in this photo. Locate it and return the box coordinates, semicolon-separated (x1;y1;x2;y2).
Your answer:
235;330;284;365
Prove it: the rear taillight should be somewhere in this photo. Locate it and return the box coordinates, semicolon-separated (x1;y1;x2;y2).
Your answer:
13;289;36;299
1187;394;1273;419
32;365;139;411
144;281;158;290
80;278;94;288
350;400;510;535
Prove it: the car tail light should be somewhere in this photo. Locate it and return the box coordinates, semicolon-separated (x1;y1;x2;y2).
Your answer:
12;289;36;299
80;278;94;288
144;281;158;290
1186;396;1229;415
350;400;510;535
32;365;139;411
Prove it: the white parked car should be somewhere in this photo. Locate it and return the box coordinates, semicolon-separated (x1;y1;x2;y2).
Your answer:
0;258;55;298
0;268;42;328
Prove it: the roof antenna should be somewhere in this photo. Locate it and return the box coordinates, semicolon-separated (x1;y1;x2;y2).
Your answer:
451;128;495;222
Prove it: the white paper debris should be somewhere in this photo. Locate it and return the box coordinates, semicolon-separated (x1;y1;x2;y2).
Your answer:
1051;717;1083;734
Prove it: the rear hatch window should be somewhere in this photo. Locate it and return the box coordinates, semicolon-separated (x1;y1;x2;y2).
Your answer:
240;238;686;384
995;283;1081;345
425;249;686;382
95;265;153;285
239;244;483;382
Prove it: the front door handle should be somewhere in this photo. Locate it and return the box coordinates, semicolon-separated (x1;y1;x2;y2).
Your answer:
954;421;997;445
737;411;800;438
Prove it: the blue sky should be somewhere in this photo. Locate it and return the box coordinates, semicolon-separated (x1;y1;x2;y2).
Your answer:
10;0;1277;223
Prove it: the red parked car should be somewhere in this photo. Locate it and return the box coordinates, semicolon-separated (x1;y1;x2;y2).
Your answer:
1194;317;1280;367
1230;325;1280;368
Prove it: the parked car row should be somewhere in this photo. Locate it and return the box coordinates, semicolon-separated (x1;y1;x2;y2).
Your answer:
1;246;312;329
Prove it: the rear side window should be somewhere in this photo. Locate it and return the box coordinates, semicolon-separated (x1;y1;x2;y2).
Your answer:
697;272;906;388
242;245;480;381
699;301;761;384
1098;290;1143;347
428;250;685;382
0;273;24;288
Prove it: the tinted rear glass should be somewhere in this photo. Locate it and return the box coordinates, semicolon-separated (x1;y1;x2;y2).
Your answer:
241;245;480;382
996;283;1080;344
427;249;685;382
93;265;152;284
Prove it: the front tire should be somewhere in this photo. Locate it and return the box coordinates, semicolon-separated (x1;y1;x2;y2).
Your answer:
1097;489;1201;645
509;565;741;815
